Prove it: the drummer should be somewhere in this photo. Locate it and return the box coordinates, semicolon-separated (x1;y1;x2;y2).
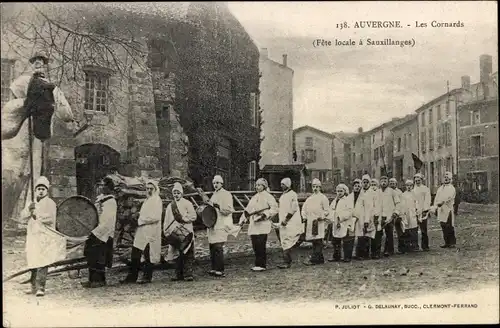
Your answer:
206;175;234;277
120;180;163;284
81;177;117;288
238;178;278;272
163;182;197;281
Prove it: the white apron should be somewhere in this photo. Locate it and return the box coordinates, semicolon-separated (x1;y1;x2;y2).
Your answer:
164;198;197;261
134;194;163;263
349;192;365;237
413;184;432;221
207;188;235;244
434;184;456;227
401;191;418;229
330;196;355;239
359;188;376;238
22;197;66;269
242;190;278;236
301;192;330;241
278;190;303;250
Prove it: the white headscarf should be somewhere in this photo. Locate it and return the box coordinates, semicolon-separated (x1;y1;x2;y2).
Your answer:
371;178;379;186
172;182;183;194
213;175;224;184
405;179;414;185
35;176;50;189
336;183;349;195
362;174;371;182
256;178;270;192
389;178;397;183
414;173;424;179
281;177;292;188
312;178;321;186
146;180;160;197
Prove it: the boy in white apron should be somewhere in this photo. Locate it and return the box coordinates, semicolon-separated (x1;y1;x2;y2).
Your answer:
20;176;59;297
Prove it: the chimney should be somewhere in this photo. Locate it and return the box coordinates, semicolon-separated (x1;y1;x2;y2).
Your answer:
480;54;492;83
357;127;363;133
260;48;268;59
282;54;287;67
461;75;471;89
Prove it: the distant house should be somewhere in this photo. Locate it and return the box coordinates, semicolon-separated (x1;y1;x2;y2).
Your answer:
391;114;418;185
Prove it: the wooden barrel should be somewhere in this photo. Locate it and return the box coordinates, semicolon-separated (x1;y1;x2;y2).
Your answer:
56;195;98;237
196;204;217;228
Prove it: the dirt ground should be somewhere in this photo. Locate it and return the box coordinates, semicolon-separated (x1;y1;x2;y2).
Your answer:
3;203;499;324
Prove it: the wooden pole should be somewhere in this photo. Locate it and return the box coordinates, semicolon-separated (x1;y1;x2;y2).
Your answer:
28;115;35;203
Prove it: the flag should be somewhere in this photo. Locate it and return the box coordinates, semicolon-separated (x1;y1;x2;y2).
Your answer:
412;153;423;171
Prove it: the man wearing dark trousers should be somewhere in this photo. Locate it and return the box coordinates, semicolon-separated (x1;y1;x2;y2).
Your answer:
374;176;401;257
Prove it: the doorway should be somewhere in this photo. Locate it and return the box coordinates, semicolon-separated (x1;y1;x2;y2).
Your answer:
75;144;120;200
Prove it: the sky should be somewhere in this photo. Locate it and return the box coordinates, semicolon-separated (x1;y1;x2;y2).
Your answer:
228;1;498;133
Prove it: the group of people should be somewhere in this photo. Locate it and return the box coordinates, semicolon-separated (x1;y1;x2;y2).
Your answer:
21;170;457;296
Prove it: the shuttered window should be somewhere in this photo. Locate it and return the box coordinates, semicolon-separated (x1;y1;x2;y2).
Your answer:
420;131;426;153
428;128;434;151
469;134;484;157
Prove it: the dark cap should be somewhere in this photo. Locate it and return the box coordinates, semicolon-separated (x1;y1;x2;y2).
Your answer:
29;51;49;65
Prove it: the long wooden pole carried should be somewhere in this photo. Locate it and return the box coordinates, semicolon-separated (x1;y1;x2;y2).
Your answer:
27;115;35;203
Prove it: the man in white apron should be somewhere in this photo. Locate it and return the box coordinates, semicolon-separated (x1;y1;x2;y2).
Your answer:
81;177;117;288
413;173;431;251
369;178;384;259
374;176;401;257
433;171;457;248
206;175;234;277
398;180;419;254
329;184;355;262
238;178;278;271
355;174;374;259
120;180;163;284
20;176;60;297
301;178;330;265
275;178;303;269
164;182;197;281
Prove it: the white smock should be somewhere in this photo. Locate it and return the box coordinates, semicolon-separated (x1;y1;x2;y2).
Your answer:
301;192;330;241
278;190;303;250
207;188;235;244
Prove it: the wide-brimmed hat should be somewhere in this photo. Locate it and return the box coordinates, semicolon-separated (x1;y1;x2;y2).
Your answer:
29;51;49;65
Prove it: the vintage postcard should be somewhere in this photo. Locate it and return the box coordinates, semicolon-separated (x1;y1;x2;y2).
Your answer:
1;1;498;326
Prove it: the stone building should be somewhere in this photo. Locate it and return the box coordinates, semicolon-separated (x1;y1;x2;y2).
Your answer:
391;114;418;185
457;56;498;203
293;125;335;192
258;48;294;169
349;128;372;179
367;118;404;180
1;2;260;215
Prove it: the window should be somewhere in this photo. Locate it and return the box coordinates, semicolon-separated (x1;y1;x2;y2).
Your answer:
1;58;14;107
84;71;109;112
445;101;450;117
216;137;231;184
437;124;442;148
379;146;385;160
319;171;327;182
407;165;412;179
248;161;256;190
420;131;426;154
372;134;375;143
374;148;379;162
352;153;356;164
421;112;425;126
333;157;338;168
305;137;313;148
304;149;316;163
428;128;434;151
470;135;483;157
429;108;433;124
249;92;259;127
381;130;384;141
471;110;481;125
360;153;364;162
445;122;452;147
397;138;401;152
403;134;407;150
437;104;442;121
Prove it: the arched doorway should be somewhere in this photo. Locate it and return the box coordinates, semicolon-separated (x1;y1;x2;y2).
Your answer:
75;143;120;200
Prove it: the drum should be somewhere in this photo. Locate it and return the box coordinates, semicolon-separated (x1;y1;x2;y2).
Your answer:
197;204;217;228
164;221;193;252
56;195;99;237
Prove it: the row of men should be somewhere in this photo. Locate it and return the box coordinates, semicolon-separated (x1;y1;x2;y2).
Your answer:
21;171;457;295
